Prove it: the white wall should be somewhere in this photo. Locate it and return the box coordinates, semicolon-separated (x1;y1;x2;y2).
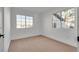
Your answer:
77;7;79;51
40;8;77;47
4;7;11;51
10;7;77;47
77;7;79;36
11;8;41;40
0;7;4;52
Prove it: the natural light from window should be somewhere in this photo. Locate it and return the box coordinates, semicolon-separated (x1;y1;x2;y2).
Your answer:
53;8;76;29
16;15;33;28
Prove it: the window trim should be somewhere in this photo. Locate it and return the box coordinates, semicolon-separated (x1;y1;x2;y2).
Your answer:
16;15;33;29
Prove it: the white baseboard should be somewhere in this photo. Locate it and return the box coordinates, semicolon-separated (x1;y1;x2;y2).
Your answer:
11;34;77;48
11;34;41;40
42;34;77;48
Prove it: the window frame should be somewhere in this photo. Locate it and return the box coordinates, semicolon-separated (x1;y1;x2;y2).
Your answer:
52;8;76;29
16;15;33;29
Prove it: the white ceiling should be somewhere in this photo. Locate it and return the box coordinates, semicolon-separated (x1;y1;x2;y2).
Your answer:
14;7;53;14
13;7;71;14
22;7;53;13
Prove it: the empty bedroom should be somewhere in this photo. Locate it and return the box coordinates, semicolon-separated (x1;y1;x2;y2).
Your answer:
6;7;78;52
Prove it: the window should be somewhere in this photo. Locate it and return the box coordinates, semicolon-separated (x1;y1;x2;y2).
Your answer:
26;16;33;28
53;12;61;28
16;15;33;28
53;8;76;29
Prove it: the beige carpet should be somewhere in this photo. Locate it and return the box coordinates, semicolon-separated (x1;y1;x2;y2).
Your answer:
8;35;77;52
